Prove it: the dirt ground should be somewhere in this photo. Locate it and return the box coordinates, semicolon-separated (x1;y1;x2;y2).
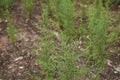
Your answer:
0;0;120;80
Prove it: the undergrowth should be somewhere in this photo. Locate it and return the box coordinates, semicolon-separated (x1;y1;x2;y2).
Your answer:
87;4;109;80
0;0;13;10
0;0;119;80
7;20;17;45
6;12;17;45
33;5;89;80
21;0;35;18
33;0;120;80
54;0;75;37
34;26;89;80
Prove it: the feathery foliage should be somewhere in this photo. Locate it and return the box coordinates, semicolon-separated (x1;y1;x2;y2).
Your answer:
0;0;13;10
87;1;110;79
22;0;35;18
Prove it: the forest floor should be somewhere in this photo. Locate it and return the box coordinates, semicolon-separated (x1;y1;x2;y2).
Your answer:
0;0;120;80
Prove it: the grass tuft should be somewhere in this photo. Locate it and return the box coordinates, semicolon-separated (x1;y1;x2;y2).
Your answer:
22;0;35;18
54;0;75;37
7;15;17;45
86;1;110;79
0;0;13;10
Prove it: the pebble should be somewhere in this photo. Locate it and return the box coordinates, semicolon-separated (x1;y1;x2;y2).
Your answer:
14;57;23;61
114;66;120;73
114;71;118;74
19;66;24;69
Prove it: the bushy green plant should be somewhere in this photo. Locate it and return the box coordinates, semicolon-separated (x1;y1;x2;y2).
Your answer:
34;0;120;80
41;7;49;27
34;27;88;80
44;0;56;15
22;0;35;18
54;0;75;36
7;14;17;45
0;0;13;10
87;2;109;79
2;11;17;45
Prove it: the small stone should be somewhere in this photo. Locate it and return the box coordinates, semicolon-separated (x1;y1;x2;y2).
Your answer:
118;5;120;8
54;31;59;39
114;71;118;74
14;57;23;61
107;59;112;67
19;66;24;69
87;35;90;40
78;46;81;49
114;66;120;72
25;38;29;42
5;20;8;22
117;53;120;56
79;41;82;45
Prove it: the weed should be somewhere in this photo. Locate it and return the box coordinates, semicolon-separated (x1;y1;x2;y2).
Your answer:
34;8;88;79
86;2;110;79
5;11;17;45
54;0;75;36
7;15;17;45
41;7;49;27
22;0;35;18
0;0;13;10
34;0;120;80
44;0;56;16
0;0;13;17
34;26;88;80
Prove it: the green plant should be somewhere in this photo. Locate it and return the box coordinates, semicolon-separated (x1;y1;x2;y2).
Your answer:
0;0;13;17
34;8;89;79
54;0;75;36
22;0;35;18
0;0;13;10
34;27;88;80
45;0;56;16
41;7;49;27
4;11;17;45
33;0;120;80
7;15;17;45
81;0;90;5
86;2;109;79
107;28;119;43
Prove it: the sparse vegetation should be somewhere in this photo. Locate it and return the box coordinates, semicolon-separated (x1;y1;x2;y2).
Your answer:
7;20;17;45
0;0;13;10
0;0;120;80
86;2;109;79
6;12;17;45
21;0;35;18
34;23;89;80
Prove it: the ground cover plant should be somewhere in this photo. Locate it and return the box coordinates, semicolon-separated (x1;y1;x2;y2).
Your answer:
0;0;120;80
34;0;120;80
21;0;35;18
0;0;13;10
7;14;17;45
86;1;109;79
34;15;89;80
54;0;75;36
